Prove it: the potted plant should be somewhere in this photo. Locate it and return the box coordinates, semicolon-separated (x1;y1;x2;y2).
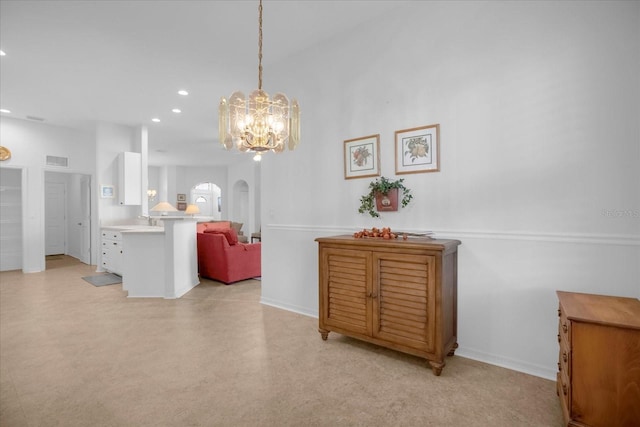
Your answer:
358;176;413;218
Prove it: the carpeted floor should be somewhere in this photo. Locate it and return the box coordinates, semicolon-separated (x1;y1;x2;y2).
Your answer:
0;260;564;426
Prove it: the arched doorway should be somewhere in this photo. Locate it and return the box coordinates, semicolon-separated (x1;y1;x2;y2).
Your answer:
191;182;222;219
232;180;249;229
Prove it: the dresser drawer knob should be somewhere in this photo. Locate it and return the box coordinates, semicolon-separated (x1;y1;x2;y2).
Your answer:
557;308;561;317
562;384;567;395
557;362;561;372
563;351;568;363
557;334;561;343
562;323;568;333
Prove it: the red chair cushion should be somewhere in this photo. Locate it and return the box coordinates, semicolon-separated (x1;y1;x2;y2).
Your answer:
203;228;238;245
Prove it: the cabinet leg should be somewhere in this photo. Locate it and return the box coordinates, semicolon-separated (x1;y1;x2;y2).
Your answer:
428;361;445;376
447;342;459;357
319;328;329;341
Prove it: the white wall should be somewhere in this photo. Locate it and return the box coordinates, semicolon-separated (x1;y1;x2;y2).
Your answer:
228;159;258;236
260;1;640;379
96;122;141;224
175;165;227;206
0;117;94;272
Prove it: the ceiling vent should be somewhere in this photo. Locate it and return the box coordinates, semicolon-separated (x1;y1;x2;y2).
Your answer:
46;155;69;167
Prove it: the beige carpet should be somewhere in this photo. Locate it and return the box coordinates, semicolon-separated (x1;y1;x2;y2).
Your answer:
0;260;563;426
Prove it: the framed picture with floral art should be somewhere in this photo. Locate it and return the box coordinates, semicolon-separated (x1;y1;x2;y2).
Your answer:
344;134;380;180
395;124;440;174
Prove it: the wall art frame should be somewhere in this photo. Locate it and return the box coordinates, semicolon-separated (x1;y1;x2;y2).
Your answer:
395;124;440;174
177;193;186;202
344;134;381;180
100;185;114;199
177;202;187;211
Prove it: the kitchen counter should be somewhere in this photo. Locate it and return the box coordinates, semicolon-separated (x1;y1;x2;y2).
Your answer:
116;219;199;299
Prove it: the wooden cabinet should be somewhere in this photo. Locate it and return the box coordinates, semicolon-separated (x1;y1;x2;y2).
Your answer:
101;229;123;275
556;291;640;427
316;235;461;376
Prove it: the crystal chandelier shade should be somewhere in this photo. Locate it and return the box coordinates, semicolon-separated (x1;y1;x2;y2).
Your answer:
219;0;300;155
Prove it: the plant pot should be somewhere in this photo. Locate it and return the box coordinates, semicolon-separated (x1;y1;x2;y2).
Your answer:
375;188;398;212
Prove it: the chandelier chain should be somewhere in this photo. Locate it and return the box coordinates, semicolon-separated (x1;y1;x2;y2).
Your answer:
258;0;263;90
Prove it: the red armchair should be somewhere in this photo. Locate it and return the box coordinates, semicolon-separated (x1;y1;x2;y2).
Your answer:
196;225;261;284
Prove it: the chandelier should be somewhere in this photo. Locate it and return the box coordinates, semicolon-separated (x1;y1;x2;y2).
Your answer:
219;0;300;157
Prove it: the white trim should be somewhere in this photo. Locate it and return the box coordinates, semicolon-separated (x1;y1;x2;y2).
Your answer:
265;224;640;246
455;347;557;381
260;296;318;319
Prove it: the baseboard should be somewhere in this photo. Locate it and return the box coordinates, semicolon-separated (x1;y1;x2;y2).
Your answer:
172;279;200;299
455;347;556;381
260;296;318;319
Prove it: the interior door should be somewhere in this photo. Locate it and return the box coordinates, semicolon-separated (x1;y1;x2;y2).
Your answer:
79;175;91;264
45;181;66;255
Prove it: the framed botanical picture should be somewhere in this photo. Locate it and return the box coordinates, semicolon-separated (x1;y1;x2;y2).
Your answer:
344;134;380;179
177;202;187;211
177;193;186;202
395;124;440;174
100;185;114;199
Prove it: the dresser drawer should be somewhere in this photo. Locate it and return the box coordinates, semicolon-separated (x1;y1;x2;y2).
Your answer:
558;303;570;342
102;240;120;248
101;230;122;241
558;334;571;377
557;371;570;418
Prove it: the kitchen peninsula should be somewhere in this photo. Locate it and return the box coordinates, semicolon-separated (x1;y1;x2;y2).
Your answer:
101;218;199;298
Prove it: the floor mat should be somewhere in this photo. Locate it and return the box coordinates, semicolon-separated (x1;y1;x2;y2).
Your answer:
82;273;122;287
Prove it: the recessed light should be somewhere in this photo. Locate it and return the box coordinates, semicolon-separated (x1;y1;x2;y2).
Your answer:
151;118;161;123
172;108;181;113
178;90;189;96
0;109;11;114
0;50;5;56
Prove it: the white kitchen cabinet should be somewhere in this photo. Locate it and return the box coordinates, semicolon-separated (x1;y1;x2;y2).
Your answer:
118;152;141;205
101;229;123;275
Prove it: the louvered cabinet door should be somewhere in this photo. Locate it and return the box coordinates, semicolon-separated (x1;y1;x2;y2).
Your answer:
319;247;371;336
371;252;436;353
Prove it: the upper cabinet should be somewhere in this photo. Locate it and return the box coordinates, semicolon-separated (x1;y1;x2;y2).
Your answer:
118;152;142;205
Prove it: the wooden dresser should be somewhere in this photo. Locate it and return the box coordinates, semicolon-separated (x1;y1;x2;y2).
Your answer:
556;291;640;427
316;235;461;376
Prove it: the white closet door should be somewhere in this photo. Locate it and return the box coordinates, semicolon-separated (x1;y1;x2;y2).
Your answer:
0;168;22;271
45;181;66;256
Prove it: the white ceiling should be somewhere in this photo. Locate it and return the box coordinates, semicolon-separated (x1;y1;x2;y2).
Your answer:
0;0;402;166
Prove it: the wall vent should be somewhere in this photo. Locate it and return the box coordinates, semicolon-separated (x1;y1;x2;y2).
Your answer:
46;155;69;167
